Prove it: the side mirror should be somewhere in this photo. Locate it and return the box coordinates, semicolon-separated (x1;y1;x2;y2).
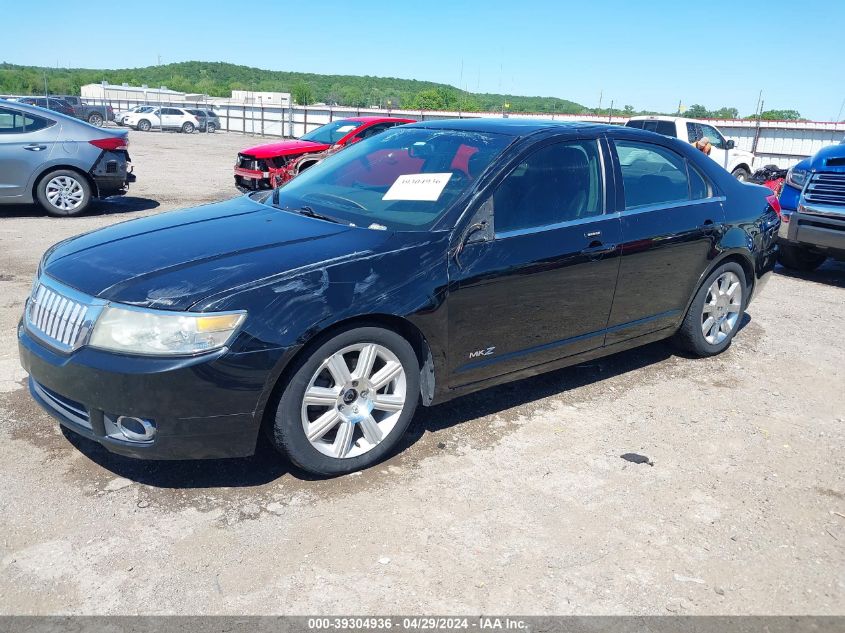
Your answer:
725;139;735;150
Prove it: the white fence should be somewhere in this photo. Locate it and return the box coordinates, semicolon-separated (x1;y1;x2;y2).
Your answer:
93;97;845;169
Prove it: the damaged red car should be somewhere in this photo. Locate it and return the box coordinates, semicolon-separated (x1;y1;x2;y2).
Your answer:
234;116;416;191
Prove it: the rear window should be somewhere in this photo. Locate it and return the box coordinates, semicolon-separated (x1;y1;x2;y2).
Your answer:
626;120;676;137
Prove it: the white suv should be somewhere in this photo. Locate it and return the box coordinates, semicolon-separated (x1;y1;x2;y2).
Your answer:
625;116;755;181
123;107;200;133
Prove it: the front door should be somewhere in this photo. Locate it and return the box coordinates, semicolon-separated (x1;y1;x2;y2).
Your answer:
686;121;728;170
605;136;725;344
447;137;622;387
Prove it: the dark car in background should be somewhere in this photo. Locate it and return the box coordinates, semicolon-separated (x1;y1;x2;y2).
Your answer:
58;96;114;127
18;120;778;475
0;98;134;216
777;137;845;270
185;108;221;133
17;96;76;118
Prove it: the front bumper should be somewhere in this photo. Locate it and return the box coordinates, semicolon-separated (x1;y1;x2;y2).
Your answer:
234;167;272;191
18;320;279;460
778;204;845;256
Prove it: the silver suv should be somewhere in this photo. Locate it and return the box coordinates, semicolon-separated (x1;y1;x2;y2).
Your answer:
0;99;134;216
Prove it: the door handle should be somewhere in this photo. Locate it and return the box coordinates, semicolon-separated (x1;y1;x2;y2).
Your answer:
24;144;47;151
580;241;616;257
699;219;716;233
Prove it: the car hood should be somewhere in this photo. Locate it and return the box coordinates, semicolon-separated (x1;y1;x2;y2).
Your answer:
241;139;330;159
42;196;392;311
806;143;845;172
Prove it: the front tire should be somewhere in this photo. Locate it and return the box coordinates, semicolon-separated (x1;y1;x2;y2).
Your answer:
778;244;826;272
731;167;750;182
182;122;195;134
675;262;747;357
270;326;420;476
207;122;217;133
36;170;92;217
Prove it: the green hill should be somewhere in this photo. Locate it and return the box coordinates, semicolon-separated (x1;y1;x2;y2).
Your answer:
0;60;587;114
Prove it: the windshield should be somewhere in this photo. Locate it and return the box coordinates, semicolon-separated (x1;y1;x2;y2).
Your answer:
267;126;513;230
300;119;365;144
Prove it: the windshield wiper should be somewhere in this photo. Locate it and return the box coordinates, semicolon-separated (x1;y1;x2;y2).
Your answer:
289;205;342;224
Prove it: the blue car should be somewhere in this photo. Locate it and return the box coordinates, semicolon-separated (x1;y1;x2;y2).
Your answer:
777;137;845;270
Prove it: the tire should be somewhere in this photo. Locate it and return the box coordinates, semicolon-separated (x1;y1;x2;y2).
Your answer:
778;244;826;272
35;169;92;217
87;112;104;127
674;262;747;357
137;119;151;132
207;122;217;133
181;122;195;134
731;167;750;182
269;326;420;476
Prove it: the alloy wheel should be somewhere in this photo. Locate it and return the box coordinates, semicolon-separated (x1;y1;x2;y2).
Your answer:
701;271;742;345
45;176;84;212
300;343;407;459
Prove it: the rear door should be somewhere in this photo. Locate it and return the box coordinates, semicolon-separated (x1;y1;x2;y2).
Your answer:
605;134;725;344
446;136;622;385
0;106;59;200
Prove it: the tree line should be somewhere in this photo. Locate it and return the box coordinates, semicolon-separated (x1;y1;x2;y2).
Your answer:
0;61;806;120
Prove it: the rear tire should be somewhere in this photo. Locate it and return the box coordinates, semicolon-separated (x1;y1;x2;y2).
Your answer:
674;262;747;357
778;244;826;271
269;326;420;476
731;167;750;182
182;122;195;134
137;119;151;132
35;169;92;217
87;112;104;127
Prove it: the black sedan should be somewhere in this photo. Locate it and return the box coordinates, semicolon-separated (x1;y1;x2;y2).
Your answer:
18;119;780;475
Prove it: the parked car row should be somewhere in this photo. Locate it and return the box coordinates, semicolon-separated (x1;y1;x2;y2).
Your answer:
11;96;113;127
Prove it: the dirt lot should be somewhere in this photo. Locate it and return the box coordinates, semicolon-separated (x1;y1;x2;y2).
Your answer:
0;130;843;615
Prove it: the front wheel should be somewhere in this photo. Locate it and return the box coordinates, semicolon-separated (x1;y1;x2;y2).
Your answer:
36;170;92;217
206;122;217;133
731;167;750;182
181;122;195;134
675;262;747;357
778;244;826;271
270;327;420;476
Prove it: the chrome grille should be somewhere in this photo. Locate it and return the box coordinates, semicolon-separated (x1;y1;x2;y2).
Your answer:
804;172;845;207
25;277;105;352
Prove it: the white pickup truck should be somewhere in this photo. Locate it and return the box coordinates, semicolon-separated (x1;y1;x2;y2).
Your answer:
625;116;754;181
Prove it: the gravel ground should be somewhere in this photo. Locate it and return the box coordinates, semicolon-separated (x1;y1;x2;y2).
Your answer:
0;130;843;615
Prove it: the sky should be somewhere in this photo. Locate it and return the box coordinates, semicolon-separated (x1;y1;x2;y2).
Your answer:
3;0;844;121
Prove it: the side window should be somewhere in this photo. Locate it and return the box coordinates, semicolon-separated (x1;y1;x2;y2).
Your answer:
699;124;726;149
493;140;604;235
686;122;701;143
0;107;52;134
688;162;711;200
615;140;690;209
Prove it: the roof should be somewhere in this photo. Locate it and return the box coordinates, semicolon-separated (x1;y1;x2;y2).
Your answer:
627;115;711;125
341;116;417;123
407;117;609;136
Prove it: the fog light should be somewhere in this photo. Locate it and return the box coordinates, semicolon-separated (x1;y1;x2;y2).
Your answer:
116;416;156;442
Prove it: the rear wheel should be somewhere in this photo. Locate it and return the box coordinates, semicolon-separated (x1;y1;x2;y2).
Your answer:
181;121;195;134
731;167;750;182
137;119;151;132
269;326;420;476
778;244;826;271
675;262;746;357
36;170;92;217
87;112;104;127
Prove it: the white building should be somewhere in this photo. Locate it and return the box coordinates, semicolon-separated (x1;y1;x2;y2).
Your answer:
230;90;291;107
80;82;200;104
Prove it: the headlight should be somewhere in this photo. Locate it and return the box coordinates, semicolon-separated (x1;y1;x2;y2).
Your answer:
89;306;246;356
785;166;809;190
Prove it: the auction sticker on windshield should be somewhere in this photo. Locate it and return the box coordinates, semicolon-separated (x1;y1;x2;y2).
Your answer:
382;173;453;201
